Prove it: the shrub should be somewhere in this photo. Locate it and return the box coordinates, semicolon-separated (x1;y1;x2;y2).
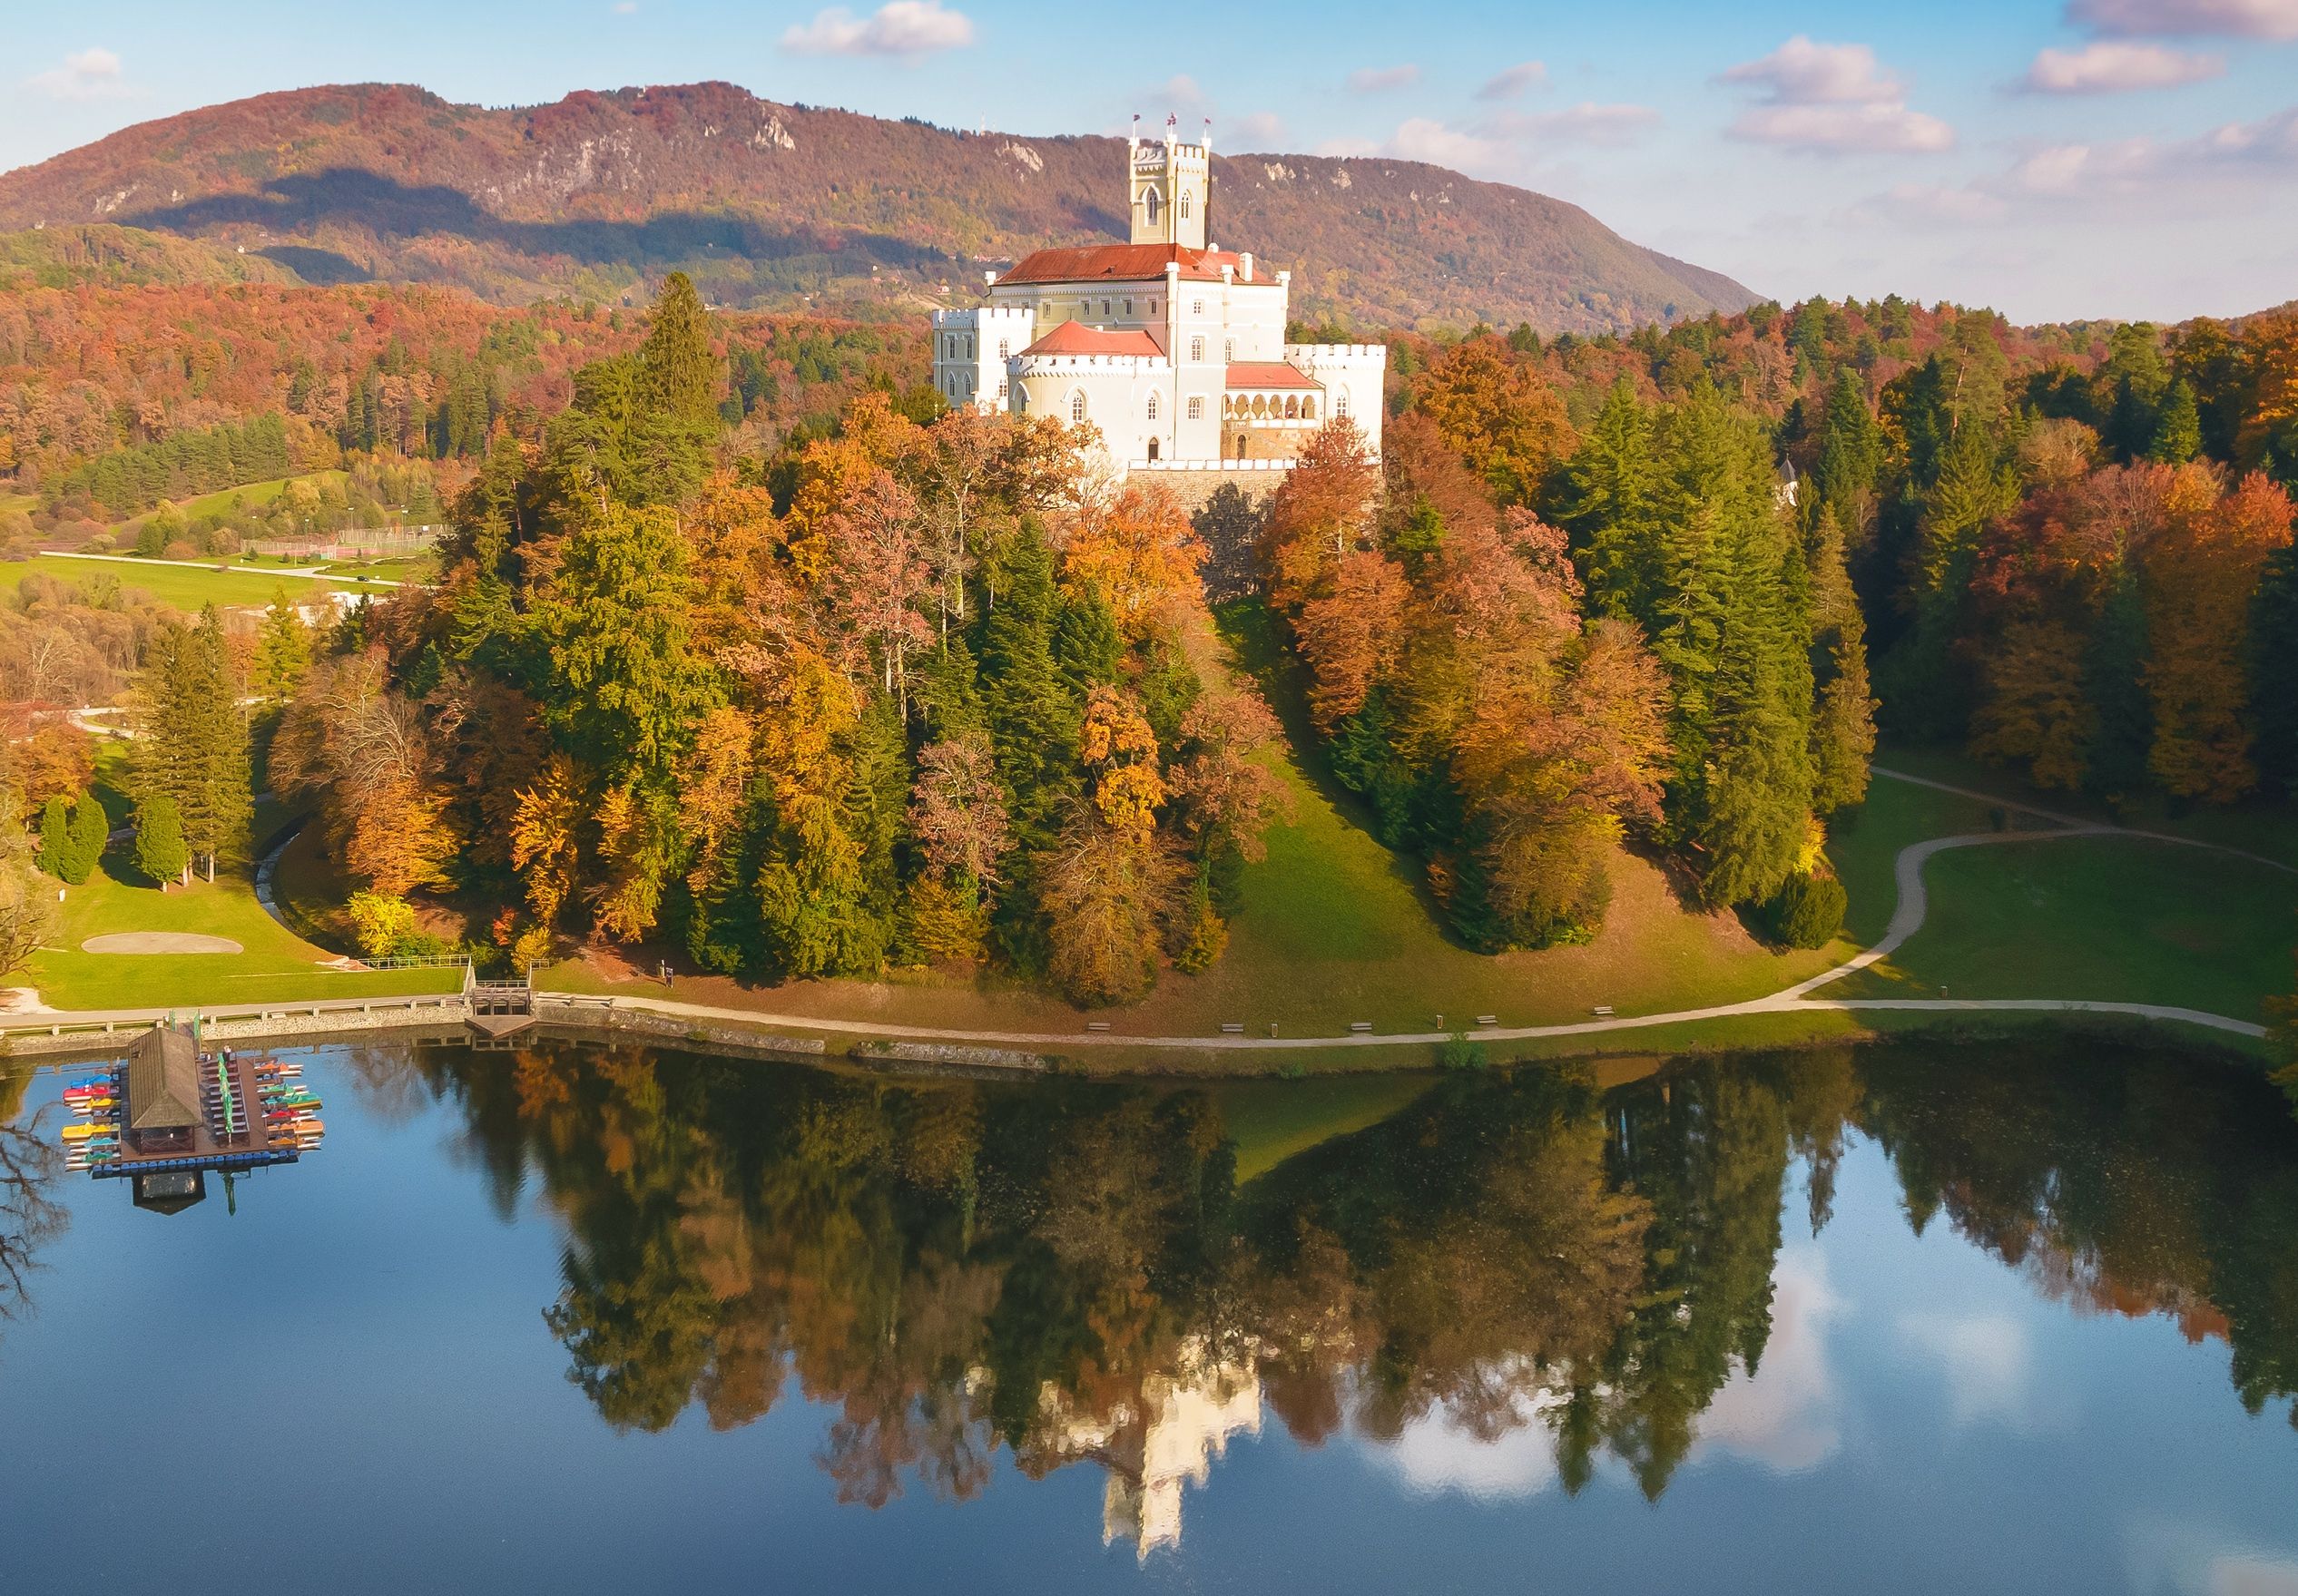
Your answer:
346;891;418;959
1437;1031;1488;1070
1764;870;1847;950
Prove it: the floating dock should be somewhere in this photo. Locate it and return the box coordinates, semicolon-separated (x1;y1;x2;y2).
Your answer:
62;1030;322;1209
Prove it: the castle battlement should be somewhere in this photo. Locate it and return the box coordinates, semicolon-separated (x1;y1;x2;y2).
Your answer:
1013;353;1172;375
1283;343;1389;363
935;305;1033;329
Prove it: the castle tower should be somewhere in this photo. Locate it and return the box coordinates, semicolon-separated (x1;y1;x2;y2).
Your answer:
1128;113;1210;250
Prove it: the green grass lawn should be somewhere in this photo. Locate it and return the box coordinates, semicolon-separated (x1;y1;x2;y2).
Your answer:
113;470;349;532
317;554;432;584
1822;772;2006;945
1;553;312;611
1831;834;2297;1023
1210;1072;1436;1181
1877;741;2298;871
24;842;459;1012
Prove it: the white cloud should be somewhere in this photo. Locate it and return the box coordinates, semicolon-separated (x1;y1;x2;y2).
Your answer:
2008;104;2298;195
1142;74;1208;113
1228;111;1285;147
1495;102;1662;147
2068;0;2298;39
2021;40;2224;91
1385;116;1503;170
1875;181;2012;224
1899;1311;2034;1426
1733;103;1955;153
1379;1380;1568;1500
25;46;130;102
1720;35;1904;104
1720;37;1953;153
1692;1247;1848;1474
613;1;637;12
780;0;974;58
1477;61;1548;102
1347;64;1421;93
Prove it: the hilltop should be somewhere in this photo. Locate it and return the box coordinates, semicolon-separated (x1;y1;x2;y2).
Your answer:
0;82;1757;333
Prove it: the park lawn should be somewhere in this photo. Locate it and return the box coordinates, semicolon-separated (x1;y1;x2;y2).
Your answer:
1830;834;2297;1024
114;470;349;531
1;553;307;611
318;554;433;584
1878;741;2298;872
25;853;459;1012
1821;772;2003;945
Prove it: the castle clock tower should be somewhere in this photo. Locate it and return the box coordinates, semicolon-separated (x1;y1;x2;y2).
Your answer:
1127;113;1210;250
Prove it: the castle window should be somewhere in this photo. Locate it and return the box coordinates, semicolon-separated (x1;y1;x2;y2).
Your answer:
1251;395;1267;418
966;336;975;359
1144;187;1162;225
1190;336;1204;361
1148;438;1161;461
1187;397;1203;420
1070;391;1087;423
1146;392;1159;421
1335;393;1350;418
1224;340;1234;362
1284;397;1299;419
1015;388;1027;414
997;339;1009;359
997;381;1009;402
1102;299;1111;317
1124;299;1133;316
1192;299;1203;316
1149;299;1157;314
1179;192;1191;220
1302;397;1316;419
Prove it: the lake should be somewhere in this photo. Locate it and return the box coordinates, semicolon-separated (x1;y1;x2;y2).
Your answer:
2;1037;2294;1592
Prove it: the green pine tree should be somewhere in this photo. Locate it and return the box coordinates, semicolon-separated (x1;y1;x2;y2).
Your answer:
253;588;312;700
640;271;720;426
1554;380;1658;621
133;793;189;886
62;795;108;886
36;796;68;878
2148;377;2203;464
1806;508;1876;812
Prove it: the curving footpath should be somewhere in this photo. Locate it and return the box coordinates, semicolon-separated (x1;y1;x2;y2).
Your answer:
12;769;2277;1051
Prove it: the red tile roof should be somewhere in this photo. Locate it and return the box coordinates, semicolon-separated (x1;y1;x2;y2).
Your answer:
1020;322;1166;358
997;243;1257;286
1224;361;1321;390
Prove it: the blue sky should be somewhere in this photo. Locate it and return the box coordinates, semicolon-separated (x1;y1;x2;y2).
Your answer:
6;0;2296;323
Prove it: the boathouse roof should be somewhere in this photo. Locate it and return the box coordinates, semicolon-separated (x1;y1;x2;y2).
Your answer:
126;1030;203;1133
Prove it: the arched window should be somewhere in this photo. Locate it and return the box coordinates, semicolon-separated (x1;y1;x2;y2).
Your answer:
1284;397;1299;419
1179;192;1191;220
1146;392;1159;421
1148;438;1161;461
1251;395;1268;418
1190;336;1204;361
1302;397;1316;419
1335;392;1350;418
1143;188;1162;225
1235;436;1249;460
1186;396;1203;420
1070;391;1087;423
1015;387;1027;414
966;335;975;359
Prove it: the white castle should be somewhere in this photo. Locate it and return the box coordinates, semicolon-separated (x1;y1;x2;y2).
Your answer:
931;115;1386;481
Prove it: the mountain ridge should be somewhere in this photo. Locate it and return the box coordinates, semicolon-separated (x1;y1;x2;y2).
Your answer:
0;82;1759;333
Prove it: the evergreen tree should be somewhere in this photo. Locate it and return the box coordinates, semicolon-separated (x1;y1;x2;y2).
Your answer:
253;589;312;700
133;793;188;886
1806;508;1876;811
1884;416;2014;739
2149;378;2203;464
64;796;108;886
640;271;720;426
1810;367;1881;543
978;533;1081;844
1555;381;1658;620
132;609;253;881
36;797;68;878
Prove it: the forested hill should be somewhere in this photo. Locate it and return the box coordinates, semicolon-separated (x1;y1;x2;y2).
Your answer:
0;81;1757;333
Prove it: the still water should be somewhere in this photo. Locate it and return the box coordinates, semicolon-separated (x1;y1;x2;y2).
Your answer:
1;1038;2294;1592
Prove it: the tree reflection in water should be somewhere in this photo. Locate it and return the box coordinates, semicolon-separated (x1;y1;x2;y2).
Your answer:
414;1040;2298;1552
0;1069;67;1340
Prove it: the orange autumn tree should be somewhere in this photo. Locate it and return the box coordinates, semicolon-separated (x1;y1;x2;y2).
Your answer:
1262;417;1405;730
1059;483;1206;639
1414;336;1578;504
2143;467;2297;802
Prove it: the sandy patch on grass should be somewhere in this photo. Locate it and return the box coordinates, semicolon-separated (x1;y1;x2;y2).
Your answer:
81;932;244;955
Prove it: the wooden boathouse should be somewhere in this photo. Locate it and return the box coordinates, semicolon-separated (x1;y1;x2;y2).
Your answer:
93;1029;303;1191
